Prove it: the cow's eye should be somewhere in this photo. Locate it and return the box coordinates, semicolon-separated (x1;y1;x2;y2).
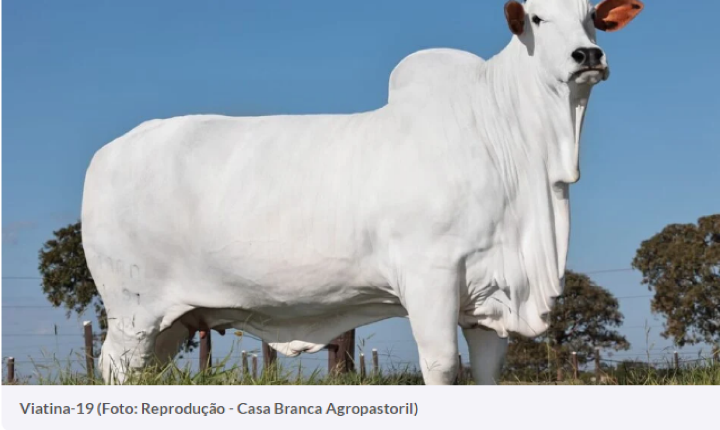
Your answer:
532;15;544;25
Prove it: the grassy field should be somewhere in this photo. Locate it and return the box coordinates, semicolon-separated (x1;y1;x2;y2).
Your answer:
7;354;719;385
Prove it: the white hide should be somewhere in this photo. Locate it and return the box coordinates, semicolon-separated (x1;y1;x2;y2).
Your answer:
82;0;623;385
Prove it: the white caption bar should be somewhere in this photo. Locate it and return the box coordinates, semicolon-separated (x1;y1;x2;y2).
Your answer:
2;385;717;430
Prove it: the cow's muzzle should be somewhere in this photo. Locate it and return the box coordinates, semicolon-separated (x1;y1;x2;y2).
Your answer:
569;47;609;84
569;66;609;85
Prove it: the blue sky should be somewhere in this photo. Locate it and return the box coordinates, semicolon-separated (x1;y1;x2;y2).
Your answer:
3;0;719;381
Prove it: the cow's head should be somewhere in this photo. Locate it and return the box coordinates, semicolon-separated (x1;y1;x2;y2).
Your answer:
504;0;643;86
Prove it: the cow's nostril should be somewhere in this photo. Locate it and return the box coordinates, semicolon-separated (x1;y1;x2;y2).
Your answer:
586;48;604;67
572;48;604;67
571;49;586;64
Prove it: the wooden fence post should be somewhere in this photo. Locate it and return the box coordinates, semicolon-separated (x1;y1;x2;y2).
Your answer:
712;345;719;366
241;351;248;377
7;357;15;384
83;321;95;379
251;354;258;379
571;351;578;380
199;330;212;371
456;353;464;384
326;343;339;373
594;347;601;384
263;342;277;372
328;330;355;374
372;348;379;376
359;353;366;380
674;351;679;370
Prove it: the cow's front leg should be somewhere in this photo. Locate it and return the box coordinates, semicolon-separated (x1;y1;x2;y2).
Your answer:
462;327;508;385
403;268;460;385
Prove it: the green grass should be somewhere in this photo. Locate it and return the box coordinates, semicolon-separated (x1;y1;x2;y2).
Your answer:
611;363;720;385
499;360;720;385
6;359;719;385
13;361;429;386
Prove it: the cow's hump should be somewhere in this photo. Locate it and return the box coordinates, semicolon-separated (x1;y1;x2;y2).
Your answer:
388;48;485;105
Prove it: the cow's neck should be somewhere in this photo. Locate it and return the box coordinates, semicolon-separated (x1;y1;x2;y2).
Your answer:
468;37;595;306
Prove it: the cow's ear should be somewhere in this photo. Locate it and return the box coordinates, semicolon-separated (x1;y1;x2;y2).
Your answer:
504;1;525;36
594;0;644;32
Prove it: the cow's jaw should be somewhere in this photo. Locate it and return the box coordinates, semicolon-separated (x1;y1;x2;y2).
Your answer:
566;81;594;183
572;94;588;178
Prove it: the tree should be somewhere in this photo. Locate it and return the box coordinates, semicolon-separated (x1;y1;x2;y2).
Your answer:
632;214;719;347
504;270;630;380
503;333;552;381
38;221;197;353
38;221;107;340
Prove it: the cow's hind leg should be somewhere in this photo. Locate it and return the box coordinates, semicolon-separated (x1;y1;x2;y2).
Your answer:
462;327;508;385
100;312;162;384
403;268;460;385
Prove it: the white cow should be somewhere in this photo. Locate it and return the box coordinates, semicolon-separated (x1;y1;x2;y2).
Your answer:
81;0;643;385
